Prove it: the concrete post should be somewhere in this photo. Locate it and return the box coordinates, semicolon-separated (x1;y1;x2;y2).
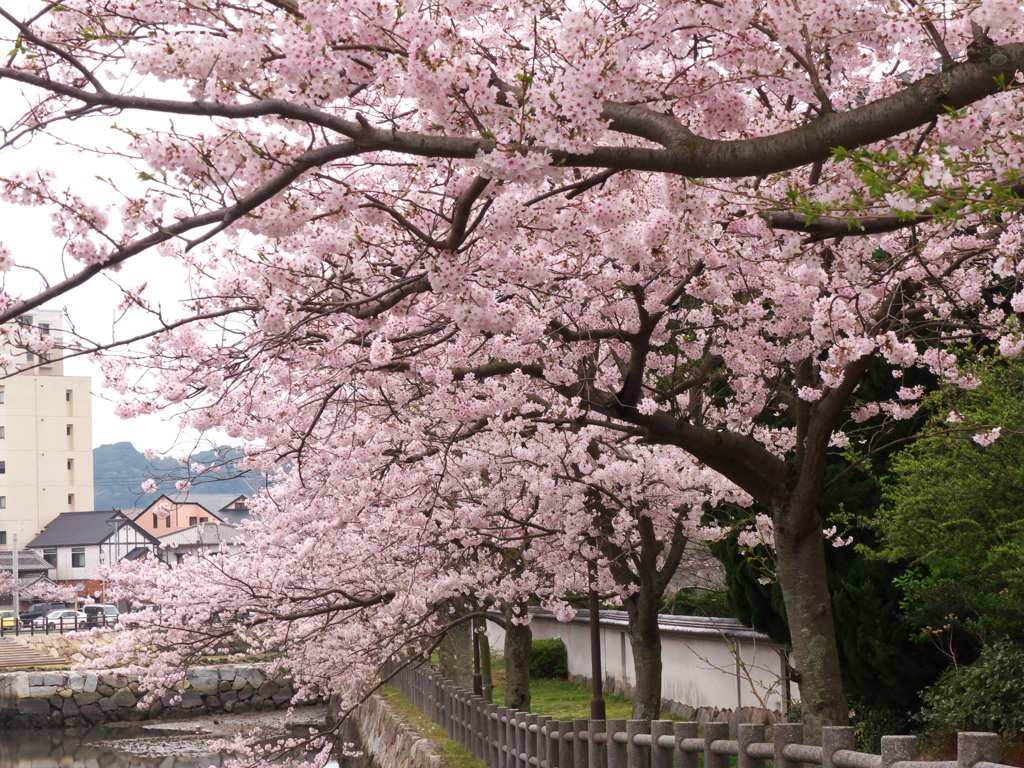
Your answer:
957;732;998;768
704;721;730;768
773;723;803;768
738;723;766;768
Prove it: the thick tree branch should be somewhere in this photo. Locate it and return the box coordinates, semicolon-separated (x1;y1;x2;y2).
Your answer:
2;43;1021;177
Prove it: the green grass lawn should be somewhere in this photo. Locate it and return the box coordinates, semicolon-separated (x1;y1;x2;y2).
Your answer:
490;657;636;720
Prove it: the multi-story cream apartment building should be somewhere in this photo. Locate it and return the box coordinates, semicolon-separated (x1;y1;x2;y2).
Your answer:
0;308;94;549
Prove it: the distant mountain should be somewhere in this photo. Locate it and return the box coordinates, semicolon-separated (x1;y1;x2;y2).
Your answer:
93;442;261;512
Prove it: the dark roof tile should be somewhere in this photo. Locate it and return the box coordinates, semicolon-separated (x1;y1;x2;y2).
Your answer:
27;510;137;548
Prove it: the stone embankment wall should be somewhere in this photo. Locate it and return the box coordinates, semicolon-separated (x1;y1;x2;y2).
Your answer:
7;630;116;662
0;665;300;728
337;693;442;768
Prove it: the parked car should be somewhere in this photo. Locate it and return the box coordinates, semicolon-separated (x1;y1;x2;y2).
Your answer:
32;609;87;631
19;602;74;627
0;610;16;629
83;604;120;627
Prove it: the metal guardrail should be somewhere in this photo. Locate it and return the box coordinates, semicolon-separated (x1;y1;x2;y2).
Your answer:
388;663;1015;768
0;615;118;636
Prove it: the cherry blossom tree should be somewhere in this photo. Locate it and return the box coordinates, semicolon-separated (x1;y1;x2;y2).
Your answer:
1;0;1023;735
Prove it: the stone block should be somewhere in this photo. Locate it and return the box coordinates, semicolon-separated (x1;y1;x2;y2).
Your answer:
110;689;138;708
84;673;98;693
74;691;102;705
149;698;165;719
27;674;46;686
68;673;85;692
237;683;254;700
233;703;253;714
97;685;115;697
11;674;29;698
49;695;63;709
257;681;281;699
42;673;65;686
63;698;80;716
17;698;51;715
99;698;120;712
80;703;106;725
219;690;238;708
218;680;232;692
204;694;221;710
188;668;220;693
177;690;203;709
220;668;236;681
58;689;73;698
29;686;58;698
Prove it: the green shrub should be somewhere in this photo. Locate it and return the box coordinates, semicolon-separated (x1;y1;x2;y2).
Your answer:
919;640;1024;738
851;700;915;752
530;639;568;679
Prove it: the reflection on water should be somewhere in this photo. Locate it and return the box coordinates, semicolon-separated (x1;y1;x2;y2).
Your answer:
0;707;352;768
0;723;224;767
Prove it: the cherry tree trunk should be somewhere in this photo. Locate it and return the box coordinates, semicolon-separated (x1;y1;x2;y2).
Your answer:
480;629;494;703
774;515;849;741
438;604;475;690
503;609;532;710
624;589;664;720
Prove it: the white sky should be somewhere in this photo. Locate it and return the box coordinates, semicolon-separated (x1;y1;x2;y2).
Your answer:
0;84;233;454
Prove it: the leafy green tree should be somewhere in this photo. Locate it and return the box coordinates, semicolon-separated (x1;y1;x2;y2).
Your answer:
876;358;1024;650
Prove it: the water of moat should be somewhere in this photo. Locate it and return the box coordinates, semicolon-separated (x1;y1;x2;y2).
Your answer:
0;705;360;767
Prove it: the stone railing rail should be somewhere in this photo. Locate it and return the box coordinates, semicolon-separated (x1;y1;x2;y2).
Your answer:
389;663;1015;768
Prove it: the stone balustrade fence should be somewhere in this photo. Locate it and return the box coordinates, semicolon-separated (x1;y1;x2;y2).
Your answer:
388;663;1016;768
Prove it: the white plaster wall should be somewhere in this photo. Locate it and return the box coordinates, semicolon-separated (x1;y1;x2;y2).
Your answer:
488;611;795;712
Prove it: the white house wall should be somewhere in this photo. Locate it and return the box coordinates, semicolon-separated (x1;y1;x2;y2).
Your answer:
52;543;101;581
487;610;796;713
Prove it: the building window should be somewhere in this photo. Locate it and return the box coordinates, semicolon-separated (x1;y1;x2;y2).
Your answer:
43;548;56;567
68;493;75;510
0;497;6;509
0;532;6;546
189;516;198;526
39;322;49;335
67;459;73;470
0;461;5;474
66;424;72;436
165;516;171;528
153;514;159;528
65;390;72;402
0;390;5;404
0;426;5;439
199;517;208;524
72;547;85;568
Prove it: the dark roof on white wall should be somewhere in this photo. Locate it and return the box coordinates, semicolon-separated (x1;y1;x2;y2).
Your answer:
27;510;154;548
0;550;53;573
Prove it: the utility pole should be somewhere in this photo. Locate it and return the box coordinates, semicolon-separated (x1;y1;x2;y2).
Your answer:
588;561;605;720
12;534;19;617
